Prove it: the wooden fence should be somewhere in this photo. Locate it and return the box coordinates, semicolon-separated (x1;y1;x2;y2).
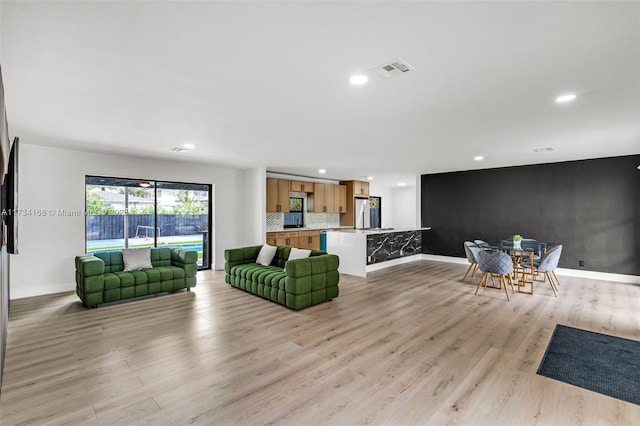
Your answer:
86;214;208;240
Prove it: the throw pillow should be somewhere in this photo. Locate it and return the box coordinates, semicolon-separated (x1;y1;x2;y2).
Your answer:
256;244;277;266
122;247;152;271
288;247;312;261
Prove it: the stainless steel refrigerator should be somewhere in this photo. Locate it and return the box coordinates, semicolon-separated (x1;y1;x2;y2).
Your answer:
355;198;371;229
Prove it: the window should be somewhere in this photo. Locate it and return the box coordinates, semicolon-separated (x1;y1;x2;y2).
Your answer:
85;176;212;269
284;197;304;228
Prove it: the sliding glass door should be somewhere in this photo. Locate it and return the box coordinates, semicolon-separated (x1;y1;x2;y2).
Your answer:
156;182;210;268
85;176;211;269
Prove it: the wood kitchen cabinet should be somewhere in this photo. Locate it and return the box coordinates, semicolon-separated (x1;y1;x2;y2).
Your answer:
308;183;338;213
334;184;347;214
290;180;314;193
324;184;336;212
266;231;304;248
275;231;299;247
266;178;291;212
266;230;319;250
353;180;369;197
338;180;370;227
266;232;277;246
298;230;320;250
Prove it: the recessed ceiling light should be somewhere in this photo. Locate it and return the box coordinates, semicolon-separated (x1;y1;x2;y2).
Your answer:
367;176;374;181
555;93;576;103
318;169;327;174
398;182;407;187
183;143;195;150
474;155;484;161
349;74;368;85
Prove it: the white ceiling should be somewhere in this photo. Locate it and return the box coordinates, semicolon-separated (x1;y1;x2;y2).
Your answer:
1;1;639;188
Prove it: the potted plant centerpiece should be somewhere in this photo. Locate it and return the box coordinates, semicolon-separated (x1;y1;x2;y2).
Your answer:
513;234;523;249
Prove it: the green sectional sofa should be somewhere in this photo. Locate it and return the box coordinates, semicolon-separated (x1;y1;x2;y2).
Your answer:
75;248;198;307
225;245;339;310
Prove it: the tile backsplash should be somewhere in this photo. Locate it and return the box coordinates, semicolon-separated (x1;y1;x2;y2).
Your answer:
266;212;340;231
266;213;285;230
266;192;341;231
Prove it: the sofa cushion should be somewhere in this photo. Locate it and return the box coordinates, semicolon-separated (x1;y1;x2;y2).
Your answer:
155;266;176;281
130;270;148;285
256;245;277;266
172;249;198;264
143;268;161;282
103;273;120;290
273;246;291;268
151;248;172;267
95;251;124;273
288;248;311;261
77;255;105;276
123;247;153;271
114;271;135;287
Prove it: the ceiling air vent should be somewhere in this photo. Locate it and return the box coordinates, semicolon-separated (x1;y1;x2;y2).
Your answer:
170;147;188;152
375;57;415;79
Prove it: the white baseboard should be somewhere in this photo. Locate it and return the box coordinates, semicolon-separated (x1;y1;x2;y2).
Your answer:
366;255;423;273
420;254;640;284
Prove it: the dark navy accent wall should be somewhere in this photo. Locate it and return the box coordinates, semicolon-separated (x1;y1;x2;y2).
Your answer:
421;155;640;276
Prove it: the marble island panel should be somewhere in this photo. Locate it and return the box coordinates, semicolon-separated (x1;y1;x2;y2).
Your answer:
367;230;422;265
325;227;431;276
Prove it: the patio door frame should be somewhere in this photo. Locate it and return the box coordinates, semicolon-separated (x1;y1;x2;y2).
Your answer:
85;175;212;270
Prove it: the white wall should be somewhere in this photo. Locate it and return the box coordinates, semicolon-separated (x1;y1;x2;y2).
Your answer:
242;167;266;245
370;183;417;229
10;144;250;298
388;186;417;228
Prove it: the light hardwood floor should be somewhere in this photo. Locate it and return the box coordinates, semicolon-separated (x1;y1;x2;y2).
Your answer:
1;260;639;425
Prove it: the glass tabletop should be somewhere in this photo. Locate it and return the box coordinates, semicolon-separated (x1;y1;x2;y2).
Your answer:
483;238;558;253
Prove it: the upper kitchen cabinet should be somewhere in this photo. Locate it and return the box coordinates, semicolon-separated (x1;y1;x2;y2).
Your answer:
308;183;338;213
334;184;347;214
266;178;291;212
339;180;370;227
290;180;314;193
353;180;369;197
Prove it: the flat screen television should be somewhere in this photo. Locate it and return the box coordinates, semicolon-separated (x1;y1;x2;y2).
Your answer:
2;137;19;254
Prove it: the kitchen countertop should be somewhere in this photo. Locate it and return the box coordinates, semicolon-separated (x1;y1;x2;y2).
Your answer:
326;227;431;235
266;226;353;232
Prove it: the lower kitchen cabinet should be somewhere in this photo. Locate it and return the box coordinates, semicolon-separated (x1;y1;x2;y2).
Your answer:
266;230;320;250
298;230;320;250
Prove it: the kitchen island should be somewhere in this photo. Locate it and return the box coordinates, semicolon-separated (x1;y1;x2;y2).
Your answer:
325;227;431;277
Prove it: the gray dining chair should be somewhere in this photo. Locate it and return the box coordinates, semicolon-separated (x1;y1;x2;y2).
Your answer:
462;241;480;281
536;244;562;296
475;249;516;301
474;239;490;248
520;244;562;296
521;238;543;260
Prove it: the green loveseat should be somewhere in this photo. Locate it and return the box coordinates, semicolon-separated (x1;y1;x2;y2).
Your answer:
75;248;198;307
224;245;339;310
